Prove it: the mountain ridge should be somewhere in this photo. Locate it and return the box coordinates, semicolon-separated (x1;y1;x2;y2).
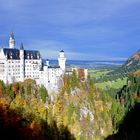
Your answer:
108;50;140;76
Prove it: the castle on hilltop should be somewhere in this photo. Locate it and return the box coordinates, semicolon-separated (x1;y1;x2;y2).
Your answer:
0;33;66;92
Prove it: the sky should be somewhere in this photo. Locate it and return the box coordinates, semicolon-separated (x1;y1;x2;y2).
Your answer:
0;0;140;60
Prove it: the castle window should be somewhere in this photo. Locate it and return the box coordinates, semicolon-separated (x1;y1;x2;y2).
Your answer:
10;53;13;59
27;54;30;59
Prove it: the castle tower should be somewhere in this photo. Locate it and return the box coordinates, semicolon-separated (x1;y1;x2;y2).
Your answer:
19;43;25;81
46;59;49;66
9;32;15;49
58;50;66;71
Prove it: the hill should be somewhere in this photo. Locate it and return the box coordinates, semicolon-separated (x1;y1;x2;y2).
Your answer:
105;73;140;140
122;50;140;70
91;50;140;83
108;50;140;77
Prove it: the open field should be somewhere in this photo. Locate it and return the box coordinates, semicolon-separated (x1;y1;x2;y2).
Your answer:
88;69;111;79
95;78;127;90
88;69;127;90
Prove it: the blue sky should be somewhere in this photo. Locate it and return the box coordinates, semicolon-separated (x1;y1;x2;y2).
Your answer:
0;0;140;60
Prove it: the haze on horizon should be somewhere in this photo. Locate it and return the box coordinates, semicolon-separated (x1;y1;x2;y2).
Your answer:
0;0;140;60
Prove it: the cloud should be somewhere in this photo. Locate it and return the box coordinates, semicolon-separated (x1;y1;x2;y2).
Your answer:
0;0;140;61
25;39;70;59
23;39;126;60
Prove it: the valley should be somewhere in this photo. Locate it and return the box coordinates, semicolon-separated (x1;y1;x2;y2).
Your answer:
0;50;140;140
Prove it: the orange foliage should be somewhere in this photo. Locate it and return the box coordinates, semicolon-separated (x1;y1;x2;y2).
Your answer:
12;82;19;94
133;70;140;76
63;75;69;90
79;69;85;78
0;103;45;140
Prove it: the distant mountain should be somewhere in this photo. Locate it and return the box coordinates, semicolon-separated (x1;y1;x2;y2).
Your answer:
108;50;140;76
122;50;140;70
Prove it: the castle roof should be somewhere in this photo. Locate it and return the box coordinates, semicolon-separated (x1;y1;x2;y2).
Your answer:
60;50;64;52
3;48;41;60
48;65;60;69
24;50;40;59
3;48;20;59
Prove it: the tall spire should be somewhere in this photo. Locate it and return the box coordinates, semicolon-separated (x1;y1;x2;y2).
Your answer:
20;43;24;50
10;32;14;39
9;32;15;49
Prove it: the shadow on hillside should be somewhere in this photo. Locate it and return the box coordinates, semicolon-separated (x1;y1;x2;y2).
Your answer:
105;103;140;140
0;104;75;140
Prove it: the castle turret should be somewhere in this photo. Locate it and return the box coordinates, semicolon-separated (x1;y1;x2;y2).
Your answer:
46;59;49;66
9;32;15;49
19;43;25;81
58;50;66;72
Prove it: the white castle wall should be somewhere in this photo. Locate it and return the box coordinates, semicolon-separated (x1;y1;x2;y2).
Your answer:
0;34;66;95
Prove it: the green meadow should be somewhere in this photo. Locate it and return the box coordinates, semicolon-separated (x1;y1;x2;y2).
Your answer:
88;69;127;90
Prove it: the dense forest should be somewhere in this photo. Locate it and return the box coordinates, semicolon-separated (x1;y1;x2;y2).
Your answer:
0;69;140;139
106;70;140;140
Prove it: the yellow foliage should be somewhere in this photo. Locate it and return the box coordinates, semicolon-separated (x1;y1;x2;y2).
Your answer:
71;122;81;136
37;104;47;119
105;102;111;112
55;99;62;115
97;100;103;112
133;70;140;75
15;95;24;105
63;115;69;126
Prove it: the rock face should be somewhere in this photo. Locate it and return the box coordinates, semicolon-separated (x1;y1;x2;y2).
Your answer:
122;50;140;69
108;50;140;76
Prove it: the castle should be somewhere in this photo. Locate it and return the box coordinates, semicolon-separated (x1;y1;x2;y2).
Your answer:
0;33;66;93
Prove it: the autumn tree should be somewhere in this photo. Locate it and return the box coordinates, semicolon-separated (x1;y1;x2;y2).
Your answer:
39;85;48;103
63;75;71;94
12;82;19;94
70;70;79;90
6;84;15;100
79;69;85;79
0;80;5;96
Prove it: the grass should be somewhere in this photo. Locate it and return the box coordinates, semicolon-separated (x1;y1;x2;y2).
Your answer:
95;78;127;90
88;69;111;79
88;69;127;90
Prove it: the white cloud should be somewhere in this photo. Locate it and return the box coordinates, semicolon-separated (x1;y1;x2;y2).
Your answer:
25;39;70;59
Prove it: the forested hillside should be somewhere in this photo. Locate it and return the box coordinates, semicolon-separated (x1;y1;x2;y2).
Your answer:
108;50;140;77
106;71;140;140
92;50;140;84
1;67;140;140
0;71;127;140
